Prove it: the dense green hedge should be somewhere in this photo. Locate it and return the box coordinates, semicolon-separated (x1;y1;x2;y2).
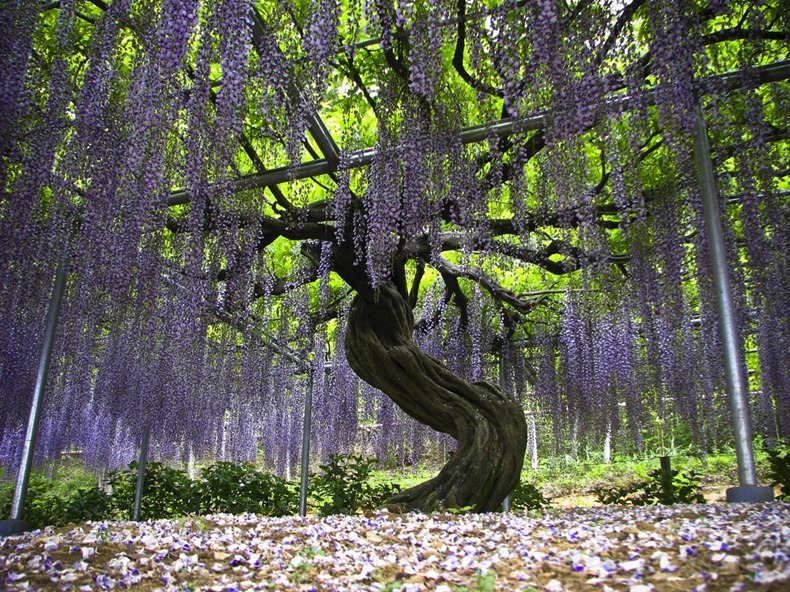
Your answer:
0;471;113;528
10;445;783;529
0;456;403;528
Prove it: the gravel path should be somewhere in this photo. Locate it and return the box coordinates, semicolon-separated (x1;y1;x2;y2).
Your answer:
1;503;789;591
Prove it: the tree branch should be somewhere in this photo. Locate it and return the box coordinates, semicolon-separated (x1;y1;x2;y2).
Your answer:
597;0;648;65
409;259;425;309
452;0;504;98
333;51;379;114
433;255;545;316
438;266;469;325
703;27;789;44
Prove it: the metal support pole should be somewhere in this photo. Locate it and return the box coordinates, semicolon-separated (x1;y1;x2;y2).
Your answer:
694;107;773;503
659;456;673;502
0;245;70;536
528;414;539;470
499;352;511;513
299;367;314;517
132;426;150;521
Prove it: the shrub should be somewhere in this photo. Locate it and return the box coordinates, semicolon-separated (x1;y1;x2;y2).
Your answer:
0;472;113;528
198;461;298;516
0;459;308;525
108;461;201;520
765;447;790;501
29;478;113;527
594;467;706;506
509;480;550;511
0;480;12;517
310;454;401;515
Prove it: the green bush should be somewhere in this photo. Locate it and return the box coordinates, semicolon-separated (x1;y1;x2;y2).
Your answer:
0;480;12;517
765;446;790;501
29;476;113;526
108;461;201;520
594;467;706;506
509;480;550;511
310;454;401;515
0;472;113;528
198;461;299;516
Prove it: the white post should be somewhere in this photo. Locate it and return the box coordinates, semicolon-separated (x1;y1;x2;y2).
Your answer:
188;443;196;481
529;414;539;470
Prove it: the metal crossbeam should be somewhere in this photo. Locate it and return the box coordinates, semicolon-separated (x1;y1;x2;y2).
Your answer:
249;7;339;167
168;59;790;207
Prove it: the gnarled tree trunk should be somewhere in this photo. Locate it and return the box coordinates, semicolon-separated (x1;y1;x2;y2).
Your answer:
345;283;527;513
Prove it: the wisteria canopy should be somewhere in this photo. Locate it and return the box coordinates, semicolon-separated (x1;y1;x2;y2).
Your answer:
0;0;788;512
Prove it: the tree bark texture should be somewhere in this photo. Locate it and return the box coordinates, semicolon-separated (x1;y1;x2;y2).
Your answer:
345;283;527;513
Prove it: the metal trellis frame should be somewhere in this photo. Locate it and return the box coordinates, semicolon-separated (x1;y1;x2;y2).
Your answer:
166;60;790;207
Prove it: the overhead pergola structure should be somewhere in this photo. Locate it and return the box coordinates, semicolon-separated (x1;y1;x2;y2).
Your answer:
169;57;790;205
1;0;788;528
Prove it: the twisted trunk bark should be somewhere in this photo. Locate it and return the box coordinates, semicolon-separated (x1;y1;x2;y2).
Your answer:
345;283;527;513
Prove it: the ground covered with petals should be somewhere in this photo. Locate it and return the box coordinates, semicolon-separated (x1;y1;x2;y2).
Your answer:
1;503;788;591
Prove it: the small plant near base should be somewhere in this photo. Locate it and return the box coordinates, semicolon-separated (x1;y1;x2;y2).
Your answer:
309;454;401;515
594;467;706;506
765;446;790;501
457;571;496;592
509;481;551;511
0;472;113;527
443;504;476;515
108;461;201;520
199;461;299;517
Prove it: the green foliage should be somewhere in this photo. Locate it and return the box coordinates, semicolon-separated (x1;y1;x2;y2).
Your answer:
310;454;401;515
444;505;475;515
0;457;404;526
108;462;201;520
0;478;12;512
457;571;496;592
107;461;300;519
509;481;551;512
0;472;112;528
765;446;790;501
199;461;298;516
594;467;706;506
28;477;113;526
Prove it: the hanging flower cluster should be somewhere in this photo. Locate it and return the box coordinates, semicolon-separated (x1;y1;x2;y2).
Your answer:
302;0;340;89
531;283;732;459
648;0;700;157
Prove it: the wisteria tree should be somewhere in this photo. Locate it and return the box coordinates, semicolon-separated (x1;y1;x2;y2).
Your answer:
1;0;788;512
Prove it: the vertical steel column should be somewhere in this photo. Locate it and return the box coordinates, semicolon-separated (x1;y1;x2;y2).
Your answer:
499;351;511;513
694;107;773;503
299;367;314;517
8;246;70;522
132;426;150;521
659;456;673;501
528;414;539;470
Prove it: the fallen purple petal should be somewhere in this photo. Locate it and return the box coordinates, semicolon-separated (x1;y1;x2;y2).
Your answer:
0;504;787;591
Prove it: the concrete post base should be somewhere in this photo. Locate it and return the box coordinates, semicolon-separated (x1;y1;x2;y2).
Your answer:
0;519;33;537
726;486;775;503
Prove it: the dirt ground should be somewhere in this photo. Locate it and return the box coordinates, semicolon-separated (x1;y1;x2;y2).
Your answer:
2;502;788;591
